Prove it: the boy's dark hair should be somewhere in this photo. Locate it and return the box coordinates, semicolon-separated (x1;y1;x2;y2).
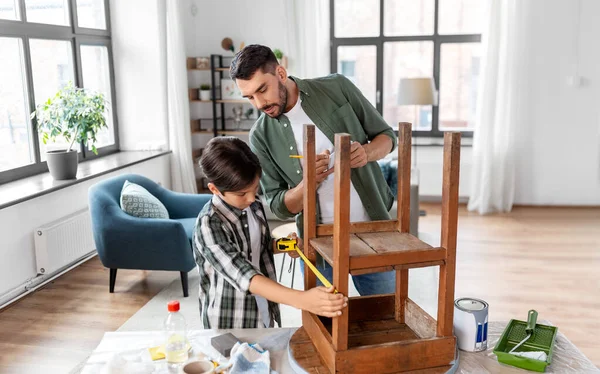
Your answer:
200;137;261;193
230;44;279;81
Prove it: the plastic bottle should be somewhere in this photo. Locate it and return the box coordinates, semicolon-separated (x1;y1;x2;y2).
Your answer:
164;300;188;369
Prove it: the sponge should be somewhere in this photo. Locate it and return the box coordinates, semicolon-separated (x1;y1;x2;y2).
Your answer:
211;333;239;357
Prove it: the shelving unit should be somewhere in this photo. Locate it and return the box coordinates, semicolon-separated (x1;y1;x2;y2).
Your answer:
187;54;257;193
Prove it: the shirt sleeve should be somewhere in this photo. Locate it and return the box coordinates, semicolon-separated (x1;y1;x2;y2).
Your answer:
195;214;259;293
337;74;397;152
249;132;296;220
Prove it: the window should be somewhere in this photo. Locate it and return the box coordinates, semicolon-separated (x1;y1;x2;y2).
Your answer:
331;0;483;136
0;0;117;184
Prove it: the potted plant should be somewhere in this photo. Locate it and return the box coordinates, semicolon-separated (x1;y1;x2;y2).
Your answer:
31;81;108;180
199;84;211;101
273;48;288;68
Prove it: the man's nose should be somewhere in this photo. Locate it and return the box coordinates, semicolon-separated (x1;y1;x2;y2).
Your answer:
254;97;264;109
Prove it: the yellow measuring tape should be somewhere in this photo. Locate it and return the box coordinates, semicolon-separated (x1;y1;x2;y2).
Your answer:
276;238;337;293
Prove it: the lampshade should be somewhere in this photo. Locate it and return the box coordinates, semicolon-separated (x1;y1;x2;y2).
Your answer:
397;77;438;106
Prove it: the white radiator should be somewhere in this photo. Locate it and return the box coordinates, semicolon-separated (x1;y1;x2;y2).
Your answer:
34;209;96;275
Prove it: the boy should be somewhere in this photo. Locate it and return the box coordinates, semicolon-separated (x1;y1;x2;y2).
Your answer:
193;137;347;329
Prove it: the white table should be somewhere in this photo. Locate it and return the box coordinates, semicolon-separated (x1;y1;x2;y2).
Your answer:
80;323;598;374
79;328;294;374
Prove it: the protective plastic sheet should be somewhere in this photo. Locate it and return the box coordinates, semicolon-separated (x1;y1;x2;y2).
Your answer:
456;321;599;373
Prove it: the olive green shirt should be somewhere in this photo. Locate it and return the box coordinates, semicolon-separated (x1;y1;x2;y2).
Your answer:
249;74;397;237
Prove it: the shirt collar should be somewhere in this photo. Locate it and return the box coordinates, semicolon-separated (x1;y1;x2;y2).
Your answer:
212;194;261;219
289;76;310;98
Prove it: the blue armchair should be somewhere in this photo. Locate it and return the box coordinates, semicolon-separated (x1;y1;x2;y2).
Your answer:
88;174;211;297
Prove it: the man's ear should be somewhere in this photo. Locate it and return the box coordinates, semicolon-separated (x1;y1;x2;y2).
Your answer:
276;65;287;82
207;182;221;196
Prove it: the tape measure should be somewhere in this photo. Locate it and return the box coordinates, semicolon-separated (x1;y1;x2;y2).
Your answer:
276;238;337;293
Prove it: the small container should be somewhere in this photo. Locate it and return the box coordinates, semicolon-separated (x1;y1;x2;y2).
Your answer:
453;297;489;352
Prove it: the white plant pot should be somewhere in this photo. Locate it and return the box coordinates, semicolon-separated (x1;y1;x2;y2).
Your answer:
199;90;211;101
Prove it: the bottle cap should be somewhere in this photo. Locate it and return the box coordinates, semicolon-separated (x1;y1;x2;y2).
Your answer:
168;300;180;312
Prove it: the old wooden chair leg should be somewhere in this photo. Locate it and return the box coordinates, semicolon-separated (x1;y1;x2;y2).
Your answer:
303;124;318;293
396;122;412;323
436;132;461;337
333;133;351;352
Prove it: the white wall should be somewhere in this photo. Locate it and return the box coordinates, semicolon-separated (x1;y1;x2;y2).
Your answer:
0;155;171;298
110;0;169;151
513;0;600;205
182;0;291;158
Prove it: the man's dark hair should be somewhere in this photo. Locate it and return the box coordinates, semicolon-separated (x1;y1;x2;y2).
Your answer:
230;44;278;80
200;137;261;193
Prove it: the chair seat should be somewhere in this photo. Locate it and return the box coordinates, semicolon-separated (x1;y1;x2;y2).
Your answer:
175;218;197;242
310;230;446;275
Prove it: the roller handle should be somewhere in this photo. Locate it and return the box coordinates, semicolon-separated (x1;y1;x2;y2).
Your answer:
526;309;538;335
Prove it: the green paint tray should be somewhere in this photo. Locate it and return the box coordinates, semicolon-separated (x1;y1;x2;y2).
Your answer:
493;317;558;372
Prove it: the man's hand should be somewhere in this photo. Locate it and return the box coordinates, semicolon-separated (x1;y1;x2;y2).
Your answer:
286;232;301;259
350;141;368;168
316;150;334;184
299;286;348;318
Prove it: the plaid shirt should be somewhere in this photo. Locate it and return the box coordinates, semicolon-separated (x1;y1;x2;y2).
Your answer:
193;194;281;329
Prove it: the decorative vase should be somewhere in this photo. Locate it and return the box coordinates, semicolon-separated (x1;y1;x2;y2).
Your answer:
46;149;78;180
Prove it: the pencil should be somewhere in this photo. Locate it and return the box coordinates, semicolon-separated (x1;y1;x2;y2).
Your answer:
289;155;303;158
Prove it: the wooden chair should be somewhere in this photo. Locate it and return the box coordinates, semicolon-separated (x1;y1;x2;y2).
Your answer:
288;123;461;373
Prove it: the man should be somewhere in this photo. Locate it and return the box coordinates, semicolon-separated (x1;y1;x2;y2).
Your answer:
231;44;396;295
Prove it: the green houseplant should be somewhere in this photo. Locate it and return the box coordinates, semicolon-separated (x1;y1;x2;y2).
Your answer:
272;48;287;68
199;83;211;101
31;81;108;180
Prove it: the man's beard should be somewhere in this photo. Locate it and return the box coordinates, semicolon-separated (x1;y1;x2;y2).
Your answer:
261;81;288;118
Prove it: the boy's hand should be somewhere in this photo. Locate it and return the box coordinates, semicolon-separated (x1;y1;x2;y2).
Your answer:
299;286;347;318
286;232;302;258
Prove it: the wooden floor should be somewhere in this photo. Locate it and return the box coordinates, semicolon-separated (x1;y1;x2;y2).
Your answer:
0;261;178;373
0;204;598;373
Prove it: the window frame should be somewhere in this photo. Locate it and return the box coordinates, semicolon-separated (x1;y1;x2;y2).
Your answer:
0;0;118;185
330;0;481;137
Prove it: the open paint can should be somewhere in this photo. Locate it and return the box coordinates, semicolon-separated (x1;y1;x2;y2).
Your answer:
454;297;489;352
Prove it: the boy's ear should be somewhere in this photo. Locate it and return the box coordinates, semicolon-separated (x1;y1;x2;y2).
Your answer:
207;182;221;196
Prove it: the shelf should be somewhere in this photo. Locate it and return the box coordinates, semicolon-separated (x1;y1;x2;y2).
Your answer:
216;99;247;103
217;130;250;135
186;57;211;70
215;68;229;72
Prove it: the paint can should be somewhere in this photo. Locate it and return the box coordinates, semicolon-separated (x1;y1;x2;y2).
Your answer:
454;297;489;352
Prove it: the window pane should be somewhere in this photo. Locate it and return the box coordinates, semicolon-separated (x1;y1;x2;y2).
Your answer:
438;0;483;35
25;0;70;26
335;0;379;38
439;43;481;131
384;0;434;36
0;0;20;20
76;0;106;29
30;39;76;157
0;38;33;172
81;45;114;148
383;41;434;130
337;45;377;107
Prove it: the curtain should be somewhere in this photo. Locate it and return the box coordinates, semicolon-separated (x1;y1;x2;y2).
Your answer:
468;0;530;214
284;0;330;79
165;0;197;193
